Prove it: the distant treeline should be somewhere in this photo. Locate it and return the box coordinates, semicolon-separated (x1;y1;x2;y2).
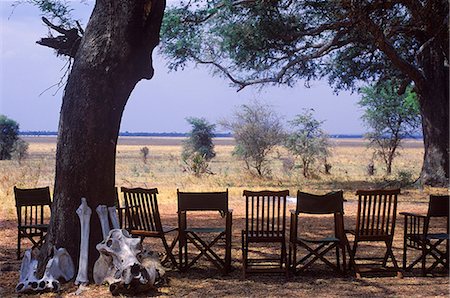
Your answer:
19;131;423;139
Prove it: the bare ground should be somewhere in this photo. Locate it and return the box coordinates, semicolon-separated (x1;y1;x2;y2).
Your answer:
1;194;448;298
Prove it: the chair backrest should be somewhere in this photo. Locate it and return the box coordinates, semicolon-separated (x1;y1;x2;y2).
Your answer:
427;195;449;217
296;190;344;214
243;190;289;238
355;189;400;237
177;190;228;213
121;187;162;232
14;186;52;227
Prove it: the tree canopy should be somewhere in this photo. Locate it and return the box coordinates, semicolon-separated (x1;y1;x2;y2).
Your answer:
285;109;330;178
0;115;20;160
161;0;448;92
359;82;421;174
161;0;449;186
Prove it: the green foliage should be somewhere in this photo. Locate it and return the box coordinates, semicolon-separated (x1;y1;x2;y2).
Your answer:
0;115;20;160
285;109;330;178
160;1;447;91
182;117;216;176
221;101;284;177
359;81;421;175
14;0;75;26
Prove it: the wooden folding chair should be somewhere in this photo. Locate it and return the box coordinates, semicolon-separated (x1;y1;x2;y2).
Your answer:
121;187;178;268
14;186;52;259
177;190;232;274
345;189;402;278
242;190;289;277
401;195;449;276
113;187;127;229
289;190;346;275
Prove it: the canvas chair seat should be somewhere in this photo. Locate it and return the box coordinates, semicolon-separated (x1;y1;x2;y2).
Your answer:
289;190;346;275
298;236;341;243
177;190;232;274
401;195;449;276
14;186;52;260
185;227;226;234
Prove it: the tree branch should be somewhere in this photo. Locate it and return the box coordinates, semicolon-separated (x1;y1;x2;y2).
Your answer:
363;15;426;91
36;17;82;58
191;31;351;91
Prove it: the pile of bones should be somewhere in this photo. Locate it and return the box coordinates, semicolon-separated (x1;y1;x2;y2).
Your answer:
16;197;165;295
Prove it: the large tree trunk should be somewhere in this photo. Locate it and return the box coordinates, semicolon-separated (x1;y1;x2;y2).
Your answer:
39;0;166;278
418;44;449;187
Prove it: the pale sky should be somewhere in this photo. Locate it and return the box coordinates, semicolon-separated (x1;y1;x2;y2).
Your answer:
0;1;365;134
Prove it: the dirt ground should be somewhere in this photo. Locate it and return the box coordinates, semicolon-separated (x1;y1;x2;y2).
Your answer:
1;193;448;298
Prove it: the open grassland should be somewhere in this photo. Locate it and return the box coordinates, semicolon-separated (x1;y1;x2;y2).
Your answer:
0;136;448;297
0;136;442;218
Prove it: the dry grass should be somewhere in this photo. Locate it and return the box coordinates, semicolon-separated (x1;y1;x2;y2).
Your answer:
0;136;448;297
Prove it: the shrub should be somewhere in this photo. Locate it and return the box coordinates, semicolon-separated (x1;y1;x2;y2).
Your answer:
140;146;149;163
285;109;330;178
182;117;216;176
221;101;284;177
0;115;19;160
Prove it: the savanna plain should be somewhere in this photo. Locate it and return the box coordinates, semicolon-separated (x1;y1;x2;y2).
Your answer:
0;136;448;297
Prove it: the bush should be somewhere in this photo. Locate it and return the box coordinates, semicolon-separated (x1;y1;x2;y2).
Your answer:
182;117;216;176
140;146;149;163
221;101;284;177
12;138;29;164
285;109;330;178
0;115;19;160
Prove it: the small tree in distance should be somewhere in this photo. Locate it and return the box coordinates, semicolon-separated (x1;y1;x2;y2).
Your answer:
359;82;421;175
285;109;330;178
0;114;29;161
182;117;216;176
221;101;284;177
140;146;149;164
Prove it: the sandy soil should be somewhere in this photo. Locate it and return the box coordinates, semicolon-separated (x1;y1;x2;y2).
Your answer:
1;195;448;297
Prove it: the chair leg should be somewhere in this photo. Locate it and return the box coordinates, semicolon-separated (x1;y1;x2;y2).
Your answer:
422;241;427;276
17;232;21;260
403;239;407;270
336;245;340;271
446;239;449;269
342;244;347;274
161;235;178;269
351;241;360;278
385;240;403;278
241;230;247;279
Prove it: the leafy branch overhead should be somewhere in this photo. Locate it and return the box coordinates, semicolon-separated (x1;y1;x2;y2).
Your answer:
160;0;448;92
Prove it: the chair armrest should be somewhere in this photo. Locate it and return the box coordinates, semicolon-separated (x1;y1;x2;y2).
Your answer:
400;212;427;218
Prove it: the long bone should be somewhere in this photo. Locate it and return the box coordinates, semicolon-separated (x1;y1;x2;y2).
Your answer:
108;206;120;229
75;197;92;285
96;205;110;239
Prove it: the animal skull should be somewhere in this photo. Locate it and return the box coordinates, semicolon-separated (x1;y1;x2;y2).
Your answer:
93;229;165;295
16;247;75;293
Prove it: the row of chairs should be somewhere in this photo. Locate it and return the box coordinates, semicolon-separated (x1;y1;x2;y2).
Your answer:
14;186;449;277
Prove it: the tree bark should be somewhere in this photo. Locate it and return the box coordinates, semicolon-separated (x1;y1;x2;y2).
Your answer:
39;0;166;278
418;52;449;186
